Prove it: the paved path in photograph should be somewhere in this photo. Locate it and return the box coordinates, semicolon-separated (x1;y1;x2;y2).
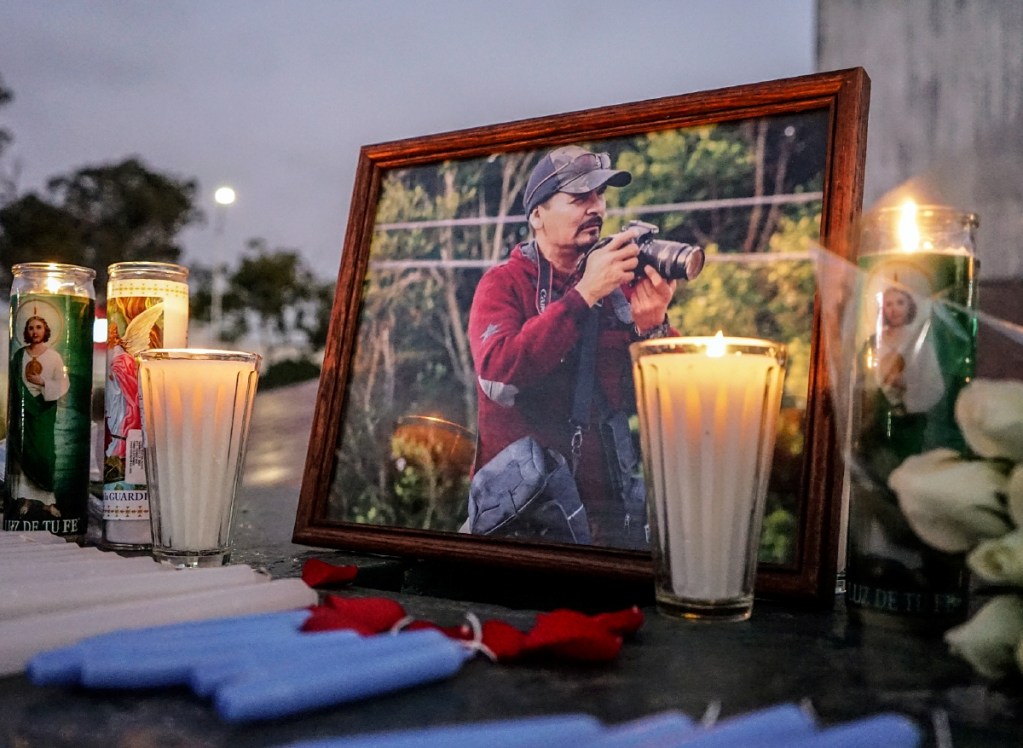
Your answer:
233;378;319;550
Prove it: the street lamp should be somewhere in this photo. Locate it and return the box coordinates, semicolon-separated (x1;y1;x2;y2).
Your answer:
211;186;236;341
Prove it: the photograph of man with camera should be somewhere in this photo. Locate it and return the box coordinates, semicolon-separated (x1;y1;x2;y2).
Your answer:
465;145;705;549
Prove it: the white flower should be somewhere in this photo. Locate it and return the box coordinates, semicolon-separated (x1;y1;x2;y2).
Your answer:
889;448;1012;553
1008;463;1023;528
955;379;1023;462
945;594;1023;680
968;529;1023;586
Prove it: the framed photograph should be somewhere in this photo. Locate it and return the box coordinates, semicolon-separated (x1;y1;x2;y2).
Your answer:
294;68;870;603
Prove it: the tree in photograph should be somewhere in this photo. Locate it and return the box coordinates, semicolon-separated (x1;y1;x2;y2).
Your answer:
332;155;528;529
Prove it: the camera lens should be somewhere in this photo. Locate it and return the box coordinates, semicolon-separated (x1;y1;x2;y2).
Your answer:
639;239;705;281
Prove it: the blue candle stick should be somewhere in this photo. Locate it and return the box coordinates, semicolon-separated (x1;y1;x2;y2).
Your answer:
78;628;356;689
88;608;310;645
27;609;310;686
587;711;696;746
758;713;921;748
214;632;471;722
660;703;817;747
189;629;416;697
279;714;606;748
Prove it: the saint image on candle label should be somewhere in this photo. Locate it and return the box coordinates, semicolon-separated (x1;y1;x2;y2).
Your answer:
846;251;976;624
3;292;94;535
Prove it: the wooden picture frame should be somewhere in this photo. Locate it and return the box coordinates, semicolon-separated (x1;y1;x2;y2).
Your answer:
294;68;870;603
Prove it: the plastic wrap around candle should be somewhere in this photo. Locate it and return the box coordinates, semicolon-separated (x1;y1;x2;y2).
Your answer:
632;335;786;621
137;349;261;567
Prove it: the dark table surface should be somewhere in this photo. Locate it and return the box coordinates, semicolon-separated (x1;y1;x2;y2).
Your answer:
1;541;1021;748
4;384;1022;746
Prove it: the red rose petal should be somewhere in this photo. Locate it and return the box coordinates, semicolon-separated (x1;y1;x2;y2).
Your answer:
521;609;624;662
300;595;407;634
301;558;358;588
479;619;527;661
593;606;645;636
525;626;622;661
301;597;638;664
300;605;375;635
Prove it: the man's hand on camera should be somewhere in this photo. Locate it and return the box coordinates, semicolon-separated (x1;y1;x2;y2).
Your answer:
574;228;641;307
631;264;677;333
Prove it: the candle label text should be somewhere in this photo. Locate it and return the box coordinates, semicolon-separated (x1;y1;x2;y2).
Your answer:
846;582;965;617
3;517;81;534
102;490;150;520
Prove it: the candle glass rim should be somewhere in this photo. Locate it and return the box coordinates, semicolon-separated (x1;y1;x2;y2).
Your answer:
108;261;190;279
866;204;979;227
12;262;97;280
630;336;787;366
136;348;262;366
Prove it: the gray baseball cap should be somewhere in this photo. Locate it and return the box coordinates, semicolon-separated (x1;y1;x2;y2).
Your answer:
523;146;631;216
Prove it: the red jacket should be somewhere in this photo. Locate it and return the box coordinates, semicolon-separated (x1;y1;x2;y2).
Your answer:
468;242;642;544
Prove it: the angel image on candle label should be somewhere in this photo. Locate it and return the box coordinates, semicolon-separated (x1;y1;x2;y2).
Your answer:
103;298;165;517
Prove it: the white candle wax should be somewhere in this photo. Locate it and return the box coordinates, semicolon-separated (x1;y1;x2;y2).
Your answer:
633;336;785;614
0;542;93;557
0;555;171;584
0;531;69;546
139;350;260;566
0;563;269;620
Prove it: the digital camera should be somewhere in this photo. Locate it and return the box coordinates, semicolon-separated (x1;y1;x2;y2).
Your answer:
628;220;705;282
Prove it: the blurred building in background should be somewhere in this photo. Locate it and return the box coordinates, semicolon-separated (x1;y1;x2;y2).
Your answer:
817;0;1023;376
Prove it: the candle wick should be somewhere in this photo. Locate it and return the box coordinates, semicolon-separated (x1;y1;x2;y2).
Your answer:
388;615;415;634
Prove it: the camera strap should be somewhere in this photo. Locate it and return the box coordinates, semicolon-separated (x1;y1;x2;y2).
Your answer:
569;307;600;475
529;240;602;474
533;243;554;315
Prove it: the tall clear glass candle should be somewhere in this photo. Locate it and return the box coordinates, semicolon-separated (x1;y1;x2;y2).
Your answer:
4;263;95;540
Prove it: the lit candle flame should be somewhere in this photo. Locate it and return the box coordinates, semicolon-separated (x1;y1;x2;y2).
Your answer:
897;199;920;253
706;331;726;358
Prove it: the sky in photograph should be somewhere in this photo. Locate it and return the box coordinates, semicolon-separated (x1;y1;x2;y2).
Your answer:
0;1;815;281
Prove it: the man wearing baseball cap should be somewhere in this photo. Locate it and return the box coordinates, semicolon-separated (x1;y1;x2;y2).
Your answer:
466;145;677;548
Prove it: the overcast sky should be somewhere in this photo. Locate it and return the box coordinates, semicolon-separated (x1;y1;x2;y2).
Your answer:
0;1;815;281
